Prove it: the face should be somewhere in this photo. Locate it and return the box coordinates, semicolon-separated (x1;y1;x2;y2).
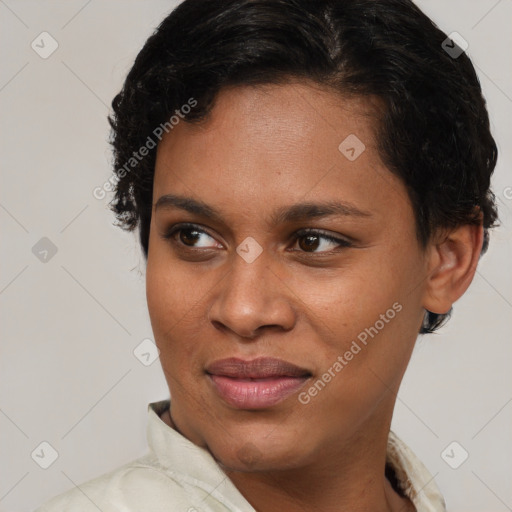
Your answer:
146;81;430;473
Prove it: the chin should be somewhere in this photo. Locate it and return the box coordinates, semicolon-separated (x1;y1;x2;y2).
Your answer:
204;423;309;472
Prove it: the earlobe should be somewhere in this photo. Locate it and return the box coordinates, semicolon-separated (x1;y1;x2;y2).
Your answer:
422;223;484;315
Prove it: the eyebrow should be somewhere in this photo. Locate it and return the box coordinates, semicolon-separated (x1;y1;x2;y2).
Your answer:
154;193;372;225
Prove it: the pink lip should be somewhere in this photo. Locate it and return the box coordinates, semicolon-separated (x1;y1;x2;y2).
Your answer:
205;357;311;409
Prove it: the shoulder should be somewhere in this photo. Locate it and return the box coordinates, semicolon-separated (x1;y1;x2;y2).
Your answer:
34;454;200;511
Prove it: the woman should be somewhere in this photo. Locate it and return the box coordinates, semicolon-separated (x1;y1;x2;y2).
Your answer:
36;0;498;510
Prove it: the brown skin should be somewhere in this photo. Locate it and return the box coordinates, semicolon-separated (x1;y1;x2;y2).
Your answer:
146;81;483;512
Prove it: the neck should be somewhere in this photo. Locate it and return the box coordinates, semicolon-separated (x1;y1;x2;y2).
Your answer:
223;423;415;512
161;407;414;512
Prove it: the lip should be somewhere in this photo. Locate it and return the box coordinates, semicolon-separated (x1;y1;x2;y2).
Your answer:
205;357;311;409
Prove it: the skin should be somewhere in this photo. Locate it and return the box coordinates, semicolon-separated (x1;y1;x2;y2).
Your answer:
146;81;483;512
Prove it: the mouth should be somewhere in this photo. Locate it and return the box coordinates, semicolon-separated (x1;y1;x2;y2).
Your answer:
205;357;312;409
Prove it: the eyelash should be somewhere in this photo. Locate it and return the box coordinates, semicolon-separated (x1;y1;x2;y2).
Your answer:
161;222;353;255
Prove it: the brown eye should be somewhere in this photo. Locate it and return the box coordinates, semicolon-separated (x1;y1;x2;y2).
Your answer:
179;228;202;246
292;230;352;254
298;234;321;252
161;224;352;254
161;223;219;249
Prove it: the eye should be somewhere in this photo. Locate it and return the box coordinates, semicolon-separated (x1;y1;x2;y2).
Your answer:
291;229;352;254
161;223;352;254
161;223;221;249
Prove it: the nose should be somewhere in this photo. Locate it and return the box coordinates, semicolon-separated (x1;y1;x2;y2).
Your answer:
207;250;296;340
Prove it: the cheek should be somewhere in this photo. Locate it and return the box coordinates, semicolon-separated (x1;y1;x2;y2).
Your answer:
146;235;202;326
146;258;202;364
288;261;403;337
291;251;423;379
146;262;176;331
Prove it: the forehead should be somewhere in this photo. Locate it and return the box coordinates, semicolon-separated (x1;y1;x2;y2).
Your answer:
156;81;381;163
152;82;409;228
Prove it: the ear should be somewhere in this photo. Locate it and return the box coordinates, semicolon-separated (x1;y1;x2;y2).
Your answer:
422;223;484;315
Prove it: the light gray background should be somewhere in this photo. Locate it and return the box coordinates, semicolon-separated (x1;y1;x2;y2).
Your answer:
1;1;511;511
